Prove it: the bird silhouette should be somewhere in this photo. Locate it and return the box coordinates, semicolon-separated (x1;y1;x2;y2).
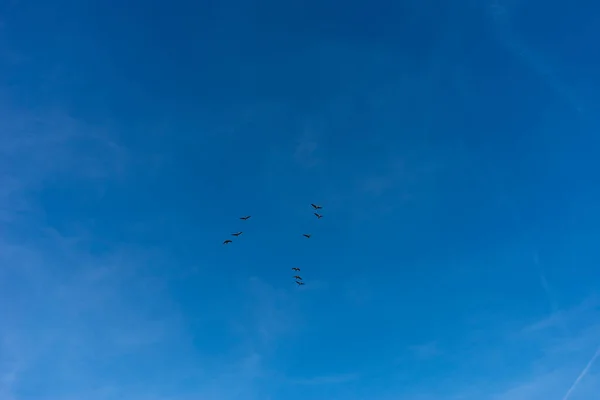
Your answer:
303;234;311;239
311;203;323;210
292;267;301;272
240;216;251;220
293;275;302;280
223;240;232;244
295;281;305;286
314;212;322;219
231;232;243;237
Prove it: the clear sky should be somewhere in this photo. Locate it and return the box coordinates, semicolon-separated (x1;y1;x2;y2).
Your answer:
1;0;600;399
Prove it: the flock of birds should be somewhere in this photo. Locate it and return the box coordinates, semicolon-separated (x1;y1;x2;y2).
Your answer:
222;203;324;287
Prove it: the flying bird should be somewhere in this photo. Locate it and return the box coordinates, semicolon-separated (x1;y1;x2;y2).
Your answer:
223;240;232;245
293;275;302;280
231;232;243;237
314;212;322;219
295;281;305;286
311;203;323;210
292;267;301;271
303;234;311;239
240;216;251;220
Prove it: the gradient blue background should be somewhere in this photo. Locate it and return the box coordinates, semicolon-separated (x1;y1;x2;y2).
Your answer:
1;0;600;399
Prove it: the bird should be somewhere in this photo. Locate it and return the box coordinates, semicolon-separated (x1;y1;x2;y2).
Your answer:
223;240;232;245
314;212;322;219
295;281;305;286
311;203;323;210
303;234;311;239
240;216;251;220
292;267;301;272
293;275;302;280
231;232;243;237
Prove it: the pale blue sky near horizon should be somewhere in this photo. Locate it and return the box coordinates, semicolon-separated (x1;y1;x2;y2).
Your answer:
1;0;600;399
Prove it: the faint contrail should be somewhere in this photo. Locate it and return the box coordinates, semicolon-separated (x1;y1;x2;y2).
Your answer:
485;1;585;116
533;252;558;314
561;346;600;400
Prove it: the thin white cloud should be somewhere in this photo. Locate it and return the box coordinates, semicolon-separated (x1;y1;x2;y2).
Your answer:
484;0;587;116
379;296;600;400
0;104;299;400
288;373;359;385
294;137;320;168
0;105;133;399
533;252;557;311
408;341;441;360
522;295;599;334
561;346;600;400
490;297;600;400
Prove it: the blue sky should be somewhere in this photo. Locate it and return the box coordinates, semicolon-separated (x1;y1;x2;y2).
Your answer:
1;0;600;399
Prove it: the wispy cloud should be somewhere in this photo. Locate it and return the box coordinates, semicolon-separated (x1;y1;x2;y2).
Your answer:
288;373;359;385
533;252;553;304
0;239;296;400
522;295;599;334
408;341;442;360
361;175;394;197
0;104;304;400
489;297;600;400
358;155;443;203
561;346;600;400
484;0;587;116
0;105;129;399
380;296;600;400
293;124;321;168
